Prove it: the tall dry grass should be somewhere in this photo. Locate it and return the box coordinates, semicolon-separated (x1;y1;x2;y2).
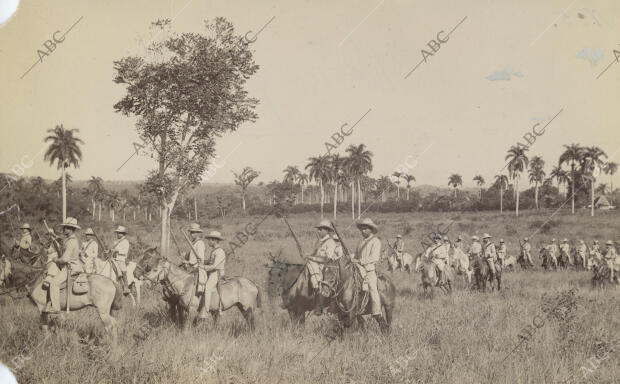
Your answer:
1;209;619;383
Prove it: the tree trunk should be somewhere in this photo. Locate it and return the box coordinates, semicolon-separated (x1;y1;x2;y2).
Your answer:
160;192;178;259
92;200;96;218
301;184;304;204
61;166;67;221
111;209;115;222
123;207;126;221
320;181;324;219
500;187;503;213
396;185;400;200
591;180;594;217
515;177;520;217
98;202;101;221
133;210;136;221
194;197;198;220
242;191;246;213
351;182;355;220
407;188;410;200
357;178;361;219
571;163;575;214
534;182;539;209
333;182;338;220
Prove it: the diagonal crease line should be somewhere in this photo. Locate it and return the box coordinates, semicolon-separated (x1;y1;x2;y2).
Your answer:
447;16;468;36
499;108;564;173
61;16;84;38
20;60;40;80
596;58;616;80
404;58;425;79
251;16;276;40
350;108;372;130
529;0;578;47
338;0;386;47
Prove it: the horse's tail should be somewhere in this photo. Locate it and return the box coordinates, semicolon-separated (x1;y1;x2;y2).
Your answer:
255;285;262;308
111;281;123;311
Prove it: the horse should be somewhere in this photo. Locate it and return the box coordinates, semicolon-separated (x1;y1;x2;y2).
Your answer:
28;271;122;343
540;248;557;271
134;250;261;330
94;257;143;306
471;255;501;291
414;254;453;297
503;255;517;271
557;250;570;270
451;248;472;284
384;248;413;273
267;258;320;326
322;254;395;334
591;263;620;288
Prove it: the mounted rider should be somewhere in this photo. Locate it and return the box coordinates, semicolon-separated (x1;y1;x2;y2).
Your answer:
521;237;534;266
351;218;383;320
392;235;405;268
429;234;448;284
482;233;498;278
577;240;587;268
80;228;98;273
197;231;226;320
604;240;618;282
184;223;206;290
43;218;83;314
14;223;33;262
547;239;559;266
560;239;571;265
468;235;482;261
333;234;344;260
306;219;336;314
107;225;130;295
443;236;452;266
497;239;507;267
591;240;601;260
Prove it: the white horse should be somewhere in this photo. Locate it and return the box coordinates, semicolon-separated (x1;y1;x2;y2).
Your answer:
502;255;517;270
93;258;143;306
451;248;472;284
384;249;413;273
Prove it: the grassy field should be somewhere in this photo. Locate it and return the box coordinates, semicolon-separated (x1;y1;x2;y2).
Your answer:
1;209;619;384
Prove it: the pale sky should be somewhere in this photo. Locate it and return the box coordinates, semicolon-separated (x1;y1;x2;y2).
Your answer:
1;0;619;188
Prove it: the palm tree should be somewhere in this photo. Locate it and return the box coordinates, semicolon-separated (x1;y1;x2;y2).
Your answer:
282;165;300;204
392;172;403;200
345;144;373;219
603;161;618;192
403;174;416;200
595;183;608;195
306;155;331;218
329;154;344;219
559;144;584;214
506;145;529;216
87;176;104;218
44;124;83;221
528;156;545;209
549;165;570;197
473;175;485;200
233;167;260;213
581;146;607;217
494;174;509;213
298;173;309;204
448;174;463;197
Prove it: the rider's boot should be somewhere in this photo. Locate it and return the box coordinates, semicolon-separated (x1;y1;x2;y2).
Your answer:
121;272;130;295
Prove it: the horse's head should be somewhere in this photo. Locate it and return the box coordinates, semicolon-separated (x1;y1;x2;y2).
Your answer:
134;246;164;282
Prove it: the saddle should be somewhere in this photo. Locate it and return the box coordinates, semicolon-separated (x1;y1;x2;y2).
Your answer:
43;273;89;295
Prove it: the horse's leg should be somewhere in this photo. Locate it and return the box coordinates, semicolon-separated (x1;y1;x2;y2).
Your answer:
211;310;221;327
356;315;366;331
238;304;255;331
99;310;118;345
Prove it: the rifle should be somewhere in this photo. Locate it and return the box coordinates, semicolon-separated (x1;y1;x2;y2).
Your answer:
330;222;350;258
170;229;183;259
180;229;201;263
280;215;305;261
43;220;61;256
92;230;109;256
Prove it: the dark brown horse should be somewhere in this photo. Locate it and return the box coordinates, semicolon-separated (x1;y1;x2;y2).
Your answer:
471;255;501;291
267;259;318;326
323;255;395;334
414;254;453;297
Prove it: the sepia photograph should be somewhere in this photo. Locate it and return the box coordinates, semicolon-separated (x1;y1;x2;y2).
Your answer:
1;0;619;383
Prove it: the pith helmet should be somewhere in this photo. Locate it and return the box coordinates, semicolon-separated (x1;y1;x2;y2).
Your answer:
482;233;492;239
61;217;80;230
594;240;599;244
114;225;127;234
84;228;95;236
188;223;203;233
314;219;334;231
524;237;529;241
355;218;378;233
20;223;31;230
205;231;224;241
606;240;613;246
562;238;568;243
396;234;402;238
472;235;480;241
500;239;504;243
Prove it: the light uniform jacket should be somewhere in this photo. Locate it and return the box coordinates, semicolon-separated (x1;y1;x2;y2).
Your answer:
113;237;130;262
333;244;344;260
18;233;32;250
188;239;206;266
58;234;83;272
497;244;507;258
81;239;98;263
577;244;587;256
483;243;497;261
468;241;482;256
354;235;381;272
430;242;448;271
604;247;617;262
307;235;336;277
394;239;404;254
522;242;531;253
206;247;226;276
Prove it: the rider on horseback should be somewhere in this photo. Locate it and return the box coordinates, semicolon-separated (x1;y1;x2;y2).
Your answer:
560;239;571;265
468;235;482;261
80;228;99;273
44;218;83;314
392;235;405;268
521;237;534;266
107;226;131;295
577;240;587;269
429;234;448;285
198;231;226;320
604;240;618;283
482;234;498;279
547;239;559;266
497;239;506;267
14;223;32;262
306;219;336;315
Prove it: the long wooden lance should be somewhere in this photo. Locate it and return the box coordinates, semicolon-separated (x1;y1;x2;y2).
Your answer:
92;230;109;255
169;229;183;259
280;215;305;261
180;229;200;262
330;222;351;258
43;220;61;256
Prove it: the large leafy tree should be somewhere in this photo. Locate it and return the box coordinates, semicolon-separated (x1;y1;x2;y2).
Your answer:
559;144;584;214
548;165;569;197
44;124;83;221
392;171;403;200
528;156;545;209
87;176;104;219
113;18;259;257
506;145;529;216
233;166;260;213
329;154;344;219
